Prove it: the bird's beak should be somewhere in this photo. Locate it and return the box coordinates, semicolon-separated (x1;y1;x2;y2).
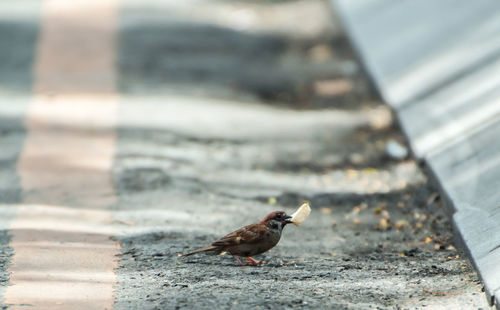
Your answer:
284;215;293;224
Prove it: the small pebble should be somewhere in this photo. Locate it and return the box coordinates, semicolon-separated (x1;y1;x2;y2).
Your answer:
386;139;408;159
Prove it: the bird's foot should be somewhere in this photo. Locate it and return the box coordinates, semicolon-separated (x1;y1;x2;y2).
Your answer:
232;255;243;265
245;257;266;265
232;255;266;266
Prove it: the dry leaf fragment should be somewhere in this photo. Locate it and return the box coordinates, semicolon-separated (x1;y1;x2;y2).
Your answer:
268;197;277;205
394;220;407;230
321;207;331;215
426;192;440;205
115;219;136;226
378;218;390;229
362;168;378;174
423;289;459;296
380;210;390;219
314;79;353;97
345;168;359;178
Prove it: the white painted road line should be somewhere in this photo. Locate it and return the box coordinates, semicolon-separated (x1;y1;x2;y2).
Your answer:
3;1;120;309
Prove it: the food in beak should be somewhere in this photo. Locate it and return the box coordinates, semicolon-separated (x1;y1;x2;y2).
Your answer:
289;202;311;226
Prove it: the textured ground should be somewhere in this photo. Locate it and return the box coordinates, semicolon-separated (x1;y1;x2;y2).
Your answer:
0;0;489;309
111;1;487;309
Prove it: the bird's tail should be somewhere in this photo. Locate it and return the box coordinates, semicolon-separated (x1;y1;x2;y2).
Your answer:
183;245;219;256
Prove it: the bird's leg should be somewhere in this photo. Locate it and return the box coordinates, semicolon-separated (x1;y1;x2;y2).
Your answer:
245;257;265;265
232;255;244;266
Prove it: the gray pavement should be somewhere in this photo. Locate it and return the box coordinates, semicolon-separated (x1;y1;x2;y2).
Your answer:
0;1;38;306
0;0;491;309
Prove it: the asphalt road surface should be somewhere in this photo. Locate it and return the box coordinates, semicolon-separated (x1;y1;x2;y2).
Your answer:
0;1;489;309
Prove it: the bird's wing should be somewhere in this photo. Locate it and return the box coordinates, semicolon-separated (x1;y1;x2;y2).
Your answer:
211;223;267;247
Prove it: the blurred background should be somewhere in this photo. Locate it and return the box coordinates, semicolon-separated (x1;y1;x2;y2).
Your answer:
0;0;489;309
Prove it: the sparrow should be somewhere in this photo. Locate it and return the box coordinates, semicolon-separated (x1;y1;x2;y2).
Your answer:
184;211;293;265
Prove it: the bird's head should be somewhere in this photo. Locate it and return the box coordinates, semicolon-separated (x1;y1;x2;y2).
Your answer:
261;211;293;229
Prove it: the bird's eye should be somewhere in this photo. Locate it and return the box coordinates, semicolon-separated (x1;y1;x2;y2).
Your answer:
276;214;282;219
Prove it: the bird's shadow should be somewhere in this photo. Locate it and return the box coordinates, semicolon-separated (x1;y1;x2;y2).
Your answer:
180;254;301;268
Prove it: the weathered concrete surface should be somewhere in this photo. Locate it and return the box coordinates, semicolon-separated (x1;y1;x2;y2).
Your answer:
2;0;121;308
427;118;500;306
333;0;500;107
334;0;500;308
0;1;40;306
0;2;40;95
397;59;500;158
0;0;490;309
111;97;486;309
111;1;487;309
0;98;27;309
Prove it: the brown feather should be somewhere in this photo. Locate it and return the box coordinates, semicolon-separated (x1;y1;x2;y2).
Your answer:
183;245;220;256
212;223;267;248
184;210;290;260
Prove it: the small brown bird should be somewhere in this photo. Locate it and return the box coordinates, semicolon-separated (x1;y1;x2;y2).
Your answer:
184;211;293;265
